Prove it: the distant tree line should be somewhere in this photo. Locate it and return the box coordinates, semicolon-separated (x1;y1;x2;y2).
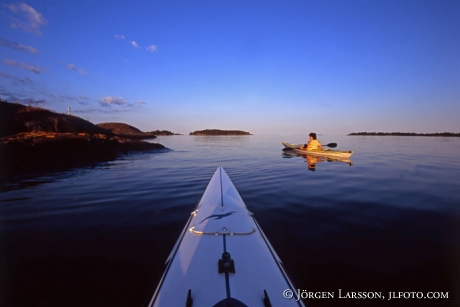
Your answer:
150;130;180;135
189;129;251;135
348;132;460;137
24;98;46;108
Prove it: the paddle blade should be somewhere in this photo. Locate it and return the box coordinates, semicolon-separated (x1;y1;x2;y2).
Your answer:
324;143;337;148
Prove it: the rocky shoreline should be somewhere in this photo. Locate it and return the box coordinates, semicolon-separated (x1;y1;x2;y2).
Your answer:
0;132;165;177
0;100;168;178
96;122;159;139
0;100;252;178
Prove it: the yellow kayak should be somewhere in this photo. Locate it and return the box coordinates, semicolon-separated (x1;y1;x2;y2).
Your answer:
282;142;354;158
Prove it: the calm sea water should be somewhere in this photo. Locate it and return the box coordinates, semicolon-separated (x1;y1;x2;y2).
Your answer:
1;135;459;307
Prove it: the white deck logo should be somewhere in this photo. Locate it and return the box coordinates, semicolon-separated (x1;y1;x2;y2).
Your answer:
199;211;237;224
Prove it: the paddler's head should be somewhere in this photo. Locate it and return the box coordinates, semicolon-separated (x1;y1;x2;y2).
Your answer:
309;132;317;140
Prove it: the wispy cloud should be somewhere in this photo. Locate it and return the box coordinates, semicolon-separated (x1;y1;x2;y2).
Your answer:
73;108;136;114
3;59;45;74
0;71;34;85
0;38;38;53
99;96;128;107
36;90;74;102
146;45;158;52
6;3;48;35
67;64;87;75
77;96;91;105
97;96;147;110
0;88;29;102
0;84;45;105
72;108;99;114
131;40;140;49
114;34;158;54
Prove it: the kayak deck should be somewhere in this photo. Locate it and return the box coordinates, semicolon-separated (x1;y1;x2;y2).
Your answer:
149;167;304;307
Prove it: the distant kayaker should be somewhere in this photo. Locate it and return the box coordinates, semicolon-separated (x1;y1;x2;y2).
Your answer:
300;133;322;151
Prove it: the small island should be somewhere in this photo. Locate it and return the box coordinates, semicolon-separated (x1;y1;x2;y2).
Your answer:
97;122;158;139
0;99;166;177
189;129;251;136
96;124;180;137
348;132;460;137
150;130;181;136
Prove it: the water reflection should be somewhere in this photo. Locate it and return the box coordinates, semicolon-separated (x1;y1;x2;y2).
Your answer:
192;135;250;147
282;149;352;171
1;135;458;307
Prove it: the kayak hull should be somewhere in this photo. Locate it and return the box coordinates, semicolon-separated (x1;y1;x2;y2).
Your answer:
282;142;302;149
149;167;304;307
282;142;354;158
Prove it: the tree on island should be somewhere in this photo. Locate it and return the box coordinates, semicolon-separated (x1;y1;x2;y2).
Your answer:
149;130;180;135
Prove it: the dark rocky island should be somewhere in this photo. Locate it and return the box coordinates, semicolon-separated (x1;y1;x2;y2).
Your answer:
1;100;109;137
96;123;180;136
0;99;166;177
150;130;181;136
348;132;460;137
97;122;158;139
189;129;251;136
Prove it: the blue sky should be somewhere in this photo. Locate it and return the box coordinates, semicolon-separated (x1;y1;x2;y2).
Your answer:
1;0;459;135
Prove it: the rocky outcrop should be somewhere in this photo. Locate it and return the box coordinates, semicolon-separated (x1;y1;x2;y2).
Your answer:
0;132;165;177
0;100;110;138
0;100;166;177
149;130;181;136
96;122;157;139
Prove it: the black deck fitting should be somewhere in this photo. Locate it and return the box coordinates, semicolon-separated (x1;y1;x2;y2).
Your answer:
218;251;236;274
